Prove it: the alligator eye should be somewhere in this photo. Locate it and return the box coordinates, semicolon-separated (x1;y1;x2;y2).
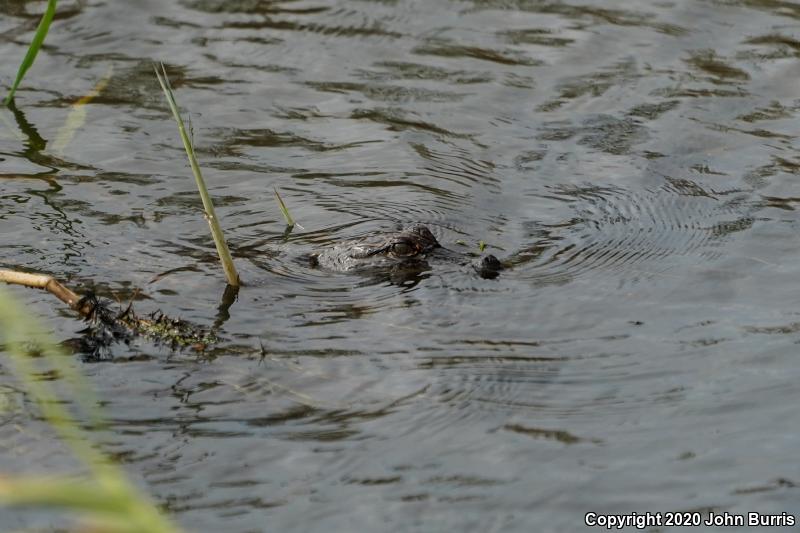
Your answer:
391;241;414;256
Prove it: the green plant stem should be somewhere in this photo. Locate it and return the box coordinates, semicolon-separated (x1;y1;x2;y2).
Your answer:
4;0;58;105
153;63;239;286
274;187;295;227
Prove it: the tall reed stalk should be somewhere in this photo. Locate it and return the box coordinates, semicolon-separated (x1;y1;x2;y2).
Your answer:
154;63;240;286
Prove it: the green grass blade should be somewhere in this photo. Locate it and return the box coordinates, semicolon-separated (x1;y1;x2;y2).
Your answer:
0;288;182;533
4;0;58;106
153;63;240;286
273;187;295;227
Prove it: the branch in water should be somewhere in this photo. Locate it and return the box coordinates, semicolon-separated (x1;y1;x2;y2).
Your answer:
0;269;217;358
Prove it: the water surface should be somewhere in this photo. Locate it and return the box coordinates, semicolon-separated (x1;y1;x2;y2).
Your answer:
2;0;800;531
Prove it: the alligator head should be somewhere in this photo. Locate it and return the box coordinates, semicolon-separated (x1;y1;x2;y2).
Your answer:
310;224;503;279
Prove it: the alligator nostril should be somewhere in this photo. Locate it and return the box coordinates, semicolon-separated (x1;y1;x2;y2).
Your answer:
475;254;503;279
481;254;503;270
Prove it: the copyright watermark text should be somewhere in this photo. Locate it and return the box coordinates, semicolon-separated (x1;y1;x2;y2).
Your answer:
584;511;795;529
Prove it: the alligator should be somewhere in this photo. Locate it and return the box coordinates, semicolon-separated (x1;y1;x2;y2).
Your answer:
309;224;504;279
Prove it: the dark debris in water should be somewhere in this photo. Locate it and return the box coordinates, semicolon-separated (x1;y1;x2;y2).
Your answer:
67;293;217;361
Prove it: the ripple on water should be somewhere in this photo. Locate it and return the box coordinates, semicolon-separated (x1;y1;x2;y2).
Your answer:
512;181;756;285
412;142;500;190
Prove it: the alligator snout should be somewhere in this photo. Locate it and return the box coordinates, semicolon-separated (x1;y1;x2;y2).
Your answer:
474;254;504;279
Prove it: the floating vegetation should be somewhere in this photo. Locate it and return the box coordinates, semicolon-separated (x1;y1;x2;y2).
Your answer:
0;269;216;358
4;0;57;105
455;239;488;253
154;63;240;287
74;294;218;359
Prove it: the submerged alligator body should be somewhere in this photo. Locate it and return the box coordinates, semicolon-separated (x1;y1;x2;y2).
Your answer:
310;225;503;279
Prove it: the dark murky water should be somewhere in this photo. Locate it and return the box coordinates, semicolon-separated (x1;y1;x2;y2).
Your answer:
3;0;800;530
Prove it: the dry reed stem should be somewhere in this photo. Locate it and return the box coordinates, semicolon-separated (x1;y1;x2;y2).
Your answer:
0;269;94;317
